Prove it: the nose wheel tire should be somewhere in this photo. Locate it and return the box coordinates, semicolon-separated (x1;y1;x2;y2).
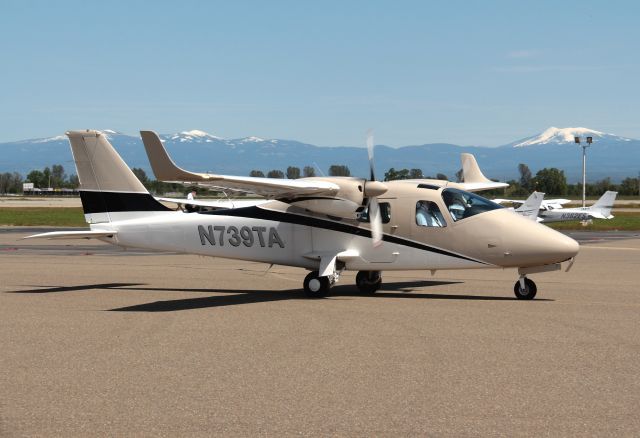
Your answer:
303;271;330;298
356;270;382;294
514;278;537;300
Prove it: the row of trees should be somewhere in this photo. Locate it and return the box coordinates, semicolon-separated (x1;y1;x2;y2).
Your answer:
382;168;452;181
364;163;639;197
248;165;351;179
0;165;79;194
3;163;639;198
508;164;639;197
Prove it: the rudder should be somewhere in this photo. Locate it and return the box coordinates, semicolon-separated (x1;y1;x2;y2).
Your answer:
591;191;617;218
67;130;170;223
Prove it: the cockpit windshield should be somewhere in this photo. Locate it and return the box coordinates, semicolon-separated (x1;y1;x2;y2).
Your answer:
441;188;503;222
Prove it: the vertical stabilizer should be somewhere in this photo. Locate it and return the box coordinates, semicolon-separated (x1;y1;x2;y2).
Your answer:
67;130;170;223
590;191;617;219
140;130;200;181
458;153;508;191
515;192;544;221
461;153;492;183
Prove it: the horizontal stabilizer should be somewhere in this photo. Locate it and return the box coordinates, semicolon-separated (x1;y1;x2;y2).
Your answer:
458;181;509;192
588;212;614;220
23;230;117;240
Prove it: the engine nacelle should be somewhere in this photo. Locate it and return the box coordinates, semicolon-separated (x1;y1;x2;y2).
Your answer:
287;177;367;218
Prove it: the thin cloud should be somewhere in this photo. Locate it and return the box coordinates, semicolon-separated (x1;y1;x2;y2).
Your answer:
507;49;540;59
492;65;616;73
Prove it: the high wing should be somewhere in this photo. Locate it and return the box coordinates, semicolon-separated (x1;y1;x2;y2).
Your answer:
496;198;571;209
460;153;509;192
140;131;339;198
545;199;571;205
156;197;269;209
540;199;571;210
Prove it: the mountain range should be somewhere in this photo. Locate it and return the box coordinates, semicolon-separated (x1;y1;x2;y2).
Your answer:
0;127;638;182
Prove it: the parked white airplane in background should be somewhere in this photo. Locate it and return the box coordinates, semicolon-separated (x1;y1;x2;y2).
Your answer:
26;130;579;300
495;196;571;212
496;191;618;223
538;191;617;223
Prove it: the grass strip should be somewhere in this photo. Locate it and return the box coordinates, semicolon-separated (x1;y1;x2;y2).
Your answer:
0;207;86;227
1;206;639;231
547;212;640;231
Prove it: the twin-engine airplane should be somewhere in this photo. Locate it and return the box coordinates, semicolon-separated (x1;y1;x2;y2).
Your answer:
496;191;618;223
27;130;579;300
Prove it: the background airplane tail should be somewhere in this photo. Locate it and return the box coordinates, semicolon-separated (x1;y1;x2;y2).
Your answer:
515;191;544;221
67;130;170;224
590;191;617;218
459;153;509;192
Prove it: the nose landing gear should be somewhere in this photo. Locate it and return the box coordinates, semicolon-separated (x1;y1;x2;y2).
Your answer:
514;275;537;300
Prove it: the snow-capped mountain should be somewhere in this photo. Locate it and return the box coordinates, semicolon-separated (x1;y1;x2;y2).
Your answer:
18;129;122;144
508;127;633;147
162;129;222;143
1;127;638;182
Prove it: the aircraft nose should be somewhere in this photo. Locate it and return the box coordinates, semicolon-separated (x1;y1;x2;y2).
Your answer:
545;231;579;263
489;211;580;267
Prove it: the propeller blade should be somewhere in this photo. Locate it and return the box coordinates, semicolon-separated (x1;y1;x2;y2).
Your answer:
368;197;383;247
366;129;375;181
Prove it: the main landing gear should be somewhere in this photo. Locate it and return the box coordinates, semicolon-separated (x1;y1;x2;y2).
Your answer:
355;270;382;294
303;270;383;298
514;275;537;300
303;271;332;298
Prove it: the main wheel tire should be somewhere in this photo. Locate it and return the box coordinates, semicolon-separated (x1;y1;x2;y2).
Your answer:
356;271;382;294
514;278;537;300
303;271;330;298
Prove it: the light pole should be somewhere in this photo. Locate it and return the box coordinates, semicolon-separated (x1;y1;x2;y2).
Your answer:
574;136;592;208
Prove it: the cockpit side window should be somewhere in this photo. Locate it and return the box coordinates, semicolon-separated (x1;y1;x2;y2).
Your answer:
415;201;446;227
358;202;391;224
441;188;503;222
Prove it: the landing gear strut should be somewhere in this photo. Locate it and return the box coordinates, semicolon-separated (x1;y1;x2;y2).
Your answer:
303;271;331;298
514;275;537;300
356;270;382;294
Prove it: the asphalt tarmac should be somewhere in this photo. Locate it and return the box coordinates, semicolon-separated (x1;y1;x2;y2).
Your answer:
1;228;639;436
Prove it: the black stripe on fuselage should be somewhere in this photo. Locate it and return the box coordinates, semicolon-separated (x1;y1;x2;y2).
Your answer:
201;206;489;265
80;190;172;214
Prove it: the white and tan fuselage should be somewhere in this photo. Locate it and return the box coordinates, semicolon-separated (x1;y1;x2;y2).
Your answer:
94;184;578;273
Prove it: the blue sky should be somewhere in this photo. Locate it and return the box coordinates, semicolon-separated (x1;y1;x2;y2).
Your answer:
1;0;639;146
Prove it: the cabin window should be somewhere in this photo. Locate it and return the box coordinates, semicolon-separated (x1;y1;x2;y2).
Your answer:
441;188;503;222
358;202;391;224
415;201;446;227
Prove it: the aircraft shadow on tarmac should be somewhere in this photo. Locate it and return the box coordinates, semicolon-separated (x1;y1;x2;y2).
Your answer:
8;280;552;312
